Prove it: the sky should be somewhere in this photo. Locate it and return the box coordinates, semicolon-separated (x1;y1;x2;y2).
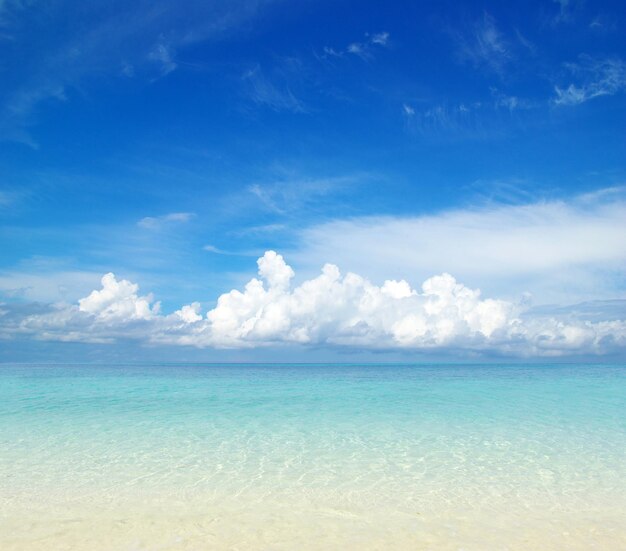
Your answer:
0;0;625;362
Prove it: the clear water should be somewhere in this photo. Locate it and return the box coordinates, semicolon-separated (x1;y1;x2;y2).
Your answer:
1;363;625;550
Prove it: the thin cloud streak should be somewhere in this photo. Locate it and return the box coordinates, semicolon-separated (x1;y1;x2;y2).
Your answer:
138;212;196;230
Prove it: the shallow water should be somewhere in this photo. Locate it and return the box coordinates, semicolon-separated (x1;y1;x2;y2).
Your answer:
1;363;625;550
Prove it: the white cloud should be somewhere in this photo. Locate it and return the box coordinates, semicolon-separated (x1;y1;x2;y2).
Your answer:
175;302;202;323
9;250;626;357
293;189;626;304
138;212;195;229
197;254;518;349
11;273;164;344
347;43;364;56
202;244;234;255
554;56;626;106
78;272;160;321
369;32;389;46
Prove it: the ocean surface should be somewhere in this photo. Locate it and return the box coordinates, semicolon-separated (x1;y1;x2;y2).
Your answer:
1;363;625;550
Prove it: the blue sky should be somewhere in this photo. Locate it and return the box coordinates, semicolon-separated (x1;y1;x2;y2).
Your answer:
1;0;625;361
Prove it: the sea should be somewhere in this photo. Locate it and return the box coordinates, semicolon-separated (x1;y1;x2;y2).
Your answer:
1;363;625;550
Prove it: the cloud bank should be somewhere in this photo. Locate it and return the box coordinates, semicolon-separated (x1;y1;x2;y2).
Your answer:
8;251;625;357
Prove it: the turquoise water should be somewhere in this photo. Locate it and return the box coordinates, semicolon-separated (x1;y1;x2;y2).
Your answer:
1;363;626;549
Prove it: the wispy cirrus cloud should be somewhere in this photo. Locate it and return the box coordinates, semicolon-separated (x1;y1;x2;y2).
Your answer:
147;42;178;77
246;174;360;215
551;0;580;24
588;13;618;33
321;31;390;62
454;12;511;74
241;64;307;113
242;29;391;113
401;99;520;141
0;0;34;39
400;88;534;141
554;55;626;106
0;0;282;146
402;102;484;138
402;103;415;116
490;88;531;111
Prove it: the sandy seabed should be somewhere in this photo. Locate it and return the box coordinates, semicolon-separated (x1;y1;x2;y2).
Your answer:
3;494;625;550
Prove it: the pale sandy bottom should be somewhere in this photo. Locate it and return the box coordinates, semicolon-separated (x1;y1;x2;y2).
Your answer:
3;493;626;550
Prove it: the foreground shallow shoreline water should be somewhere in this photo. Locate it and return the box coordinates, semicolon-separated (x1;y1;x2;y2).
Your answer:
2;363;625;550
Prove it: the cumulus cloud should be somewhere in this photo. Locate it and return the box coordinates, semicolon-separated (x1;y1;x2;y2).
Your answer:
175;302;202;323
10;251;626;357
78;272;160;320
